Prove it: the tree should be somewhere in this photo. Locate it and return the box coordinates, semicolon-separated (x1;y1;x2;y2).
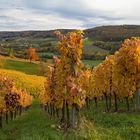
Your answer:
113;37;140;111
26;46;39;62
40;30;85;128
0;74;32;128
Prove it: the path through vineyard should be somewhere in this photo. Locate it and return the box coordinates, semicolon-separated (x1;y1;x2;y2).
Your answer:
1;102;140;140
0;101;65;140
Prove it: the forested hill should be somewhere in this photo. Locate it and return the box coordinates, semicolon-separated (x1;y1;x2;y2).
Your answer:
0;29;73;39
86;25;140;41
0;25;140;41
0;25;140;60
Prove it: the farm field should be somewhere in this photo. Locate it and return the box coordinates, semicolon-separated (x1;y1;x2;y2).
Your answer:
2;56;102;74
83;60;103;67
3;57;39;75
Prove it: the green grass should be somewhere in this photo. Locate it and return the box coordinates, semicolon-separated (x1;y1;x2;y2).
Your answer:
83;38;109;54
83;60;102;67
0;101;64;140
0;101;140;140
2;57;102;75
82;100;140;140
84;110;140;140
83;45;109;54
3;59;39;75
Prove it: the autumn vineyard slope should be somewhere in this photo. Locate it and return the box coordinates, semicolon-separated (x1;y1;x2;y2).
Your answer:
0;30;140;140
39;31;140;129
0;59;45;128
0;74;32;128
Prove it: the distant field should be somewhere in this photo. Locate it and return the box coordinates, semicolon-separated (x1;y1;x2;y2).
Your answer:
83;38;109;54
2;57;102;75
3;58;39;75
83;60;102;67
83;45;109;54
0;36;109;60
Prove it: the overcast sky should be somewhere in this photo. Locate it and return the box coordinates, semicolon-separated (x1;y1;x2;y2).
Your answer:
0;0;140;31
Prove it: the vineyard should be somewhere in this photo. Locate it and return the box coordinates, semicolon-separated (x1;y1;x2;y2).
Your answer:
0;60;45;129
0;69;45;96
0;31;140;140
39;31;140;129
0;73;32;128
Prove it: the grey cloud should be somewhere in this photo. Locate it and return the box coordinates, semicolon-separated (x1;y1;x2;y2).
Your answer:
0;0;139;30
24;0;124;22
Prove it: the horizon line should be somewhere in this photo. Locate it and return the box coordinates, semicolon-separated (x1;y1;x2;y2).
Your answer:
0;24;140;32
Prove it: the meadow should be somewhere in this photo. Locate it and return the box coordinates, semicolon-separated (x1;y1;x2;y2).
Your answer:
2;57;102;74
3;58;39;75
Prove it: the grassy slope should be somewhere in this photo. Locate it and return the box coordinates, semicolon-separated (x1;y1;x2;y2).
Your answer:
0;101;140;140
3;58;39;75
2;57;102;75
83;38;109;54
83;46;109;54
83;60;102;67
0;101;63;140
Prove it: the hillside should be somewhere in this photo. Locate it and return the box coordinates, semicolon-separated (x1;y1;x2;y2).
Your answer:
0;68;45;97
1;56;102;73
0;25;140;60
86;25;140;41
4;58;39;75
0;25;140;41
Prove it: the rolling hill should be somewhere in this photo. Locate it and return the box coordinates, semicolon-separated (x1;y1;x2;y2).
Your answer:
0;25;140;60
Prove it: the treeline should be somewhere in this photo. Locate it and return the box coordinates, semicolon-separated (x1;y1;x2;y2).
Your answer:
1;25;140;41
86;25;140;41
